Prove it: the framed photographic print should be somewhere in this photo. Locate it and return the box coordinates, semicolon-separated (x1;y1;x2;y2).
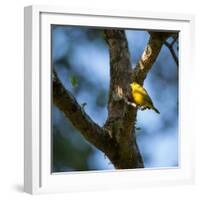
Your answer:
24;5;195;194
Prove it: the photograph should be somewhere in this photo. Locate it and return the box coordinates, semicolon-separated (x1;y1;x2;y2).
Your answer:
52;25;179;172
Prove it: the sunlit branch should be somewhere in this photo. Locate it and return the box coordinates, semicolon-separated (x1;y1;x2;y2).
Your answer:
133;32;173;85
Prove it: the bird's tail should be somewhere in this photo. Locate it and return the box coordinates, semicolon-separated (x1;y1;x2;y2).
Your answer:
152;106;160;114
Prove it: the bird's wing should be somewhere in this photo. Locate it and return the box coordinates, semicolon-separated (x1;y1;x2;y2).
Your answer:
144;94;153;106
141;87;149;96
138;85;152;100
140;86;154;106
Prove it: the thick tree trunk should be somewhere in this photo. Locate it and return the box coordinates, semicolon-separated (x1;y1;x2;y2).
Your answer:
103;30;144;168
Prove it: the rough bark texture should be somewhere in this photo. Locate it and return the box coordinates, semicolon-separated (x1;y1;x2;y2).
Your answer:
53;30;172;169
103;30;143;168
133;32;172;85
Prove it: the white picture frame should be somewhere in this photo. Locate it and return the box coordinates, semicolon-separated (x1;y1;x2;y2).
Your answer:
24;5;195;194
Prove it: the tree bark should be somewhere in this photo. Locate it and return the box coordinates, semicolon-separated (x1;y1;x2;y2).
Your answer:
133;32;173;85
103;30;144;168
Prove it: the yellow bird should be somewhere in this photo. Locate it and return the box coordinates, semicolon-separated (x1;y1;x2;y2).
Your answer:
130;82;160;114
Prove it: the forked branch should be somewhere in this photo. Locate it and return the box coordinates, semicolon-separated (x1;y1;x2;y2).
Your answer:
164;34;178;67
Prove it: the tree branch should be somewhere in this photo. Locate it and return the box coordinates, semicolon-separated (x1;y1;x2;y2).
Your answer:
164;34;179;67
53;70;112;154
133;32;173;85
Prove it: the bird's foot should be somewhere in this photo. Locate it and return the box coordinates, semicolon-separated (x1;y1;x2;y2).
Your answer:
140;106;147;111
124;97;137;108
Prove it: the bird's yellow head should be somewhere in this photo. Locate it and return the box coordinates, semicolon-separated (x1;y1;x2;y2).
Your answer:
129;82;140;90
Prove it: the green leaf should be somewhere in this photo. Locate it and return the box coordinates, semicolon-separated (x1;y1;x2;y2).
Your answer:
70;75;78;88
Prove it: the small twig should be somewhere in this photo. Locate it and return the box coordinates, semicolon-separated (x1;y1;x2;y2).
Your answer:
171;34;178;46
164;35;179;67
